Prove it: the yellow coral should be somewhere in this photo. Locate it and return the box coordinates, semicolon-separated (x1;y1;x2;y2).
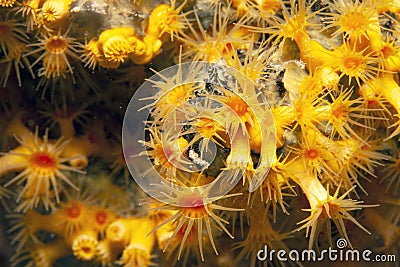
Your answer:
145;0;188;41
25;29;79;79
1;1;400;267
37;0;72;26
3;128;83;211
0;0;15;7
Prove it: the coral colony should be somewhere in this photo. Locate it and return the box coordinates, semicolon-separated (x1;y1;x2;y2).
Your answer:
0;0;399;266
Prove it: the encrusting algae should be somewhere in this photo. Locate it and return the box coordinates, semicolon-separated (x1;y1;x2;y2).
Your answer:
0;0;400;266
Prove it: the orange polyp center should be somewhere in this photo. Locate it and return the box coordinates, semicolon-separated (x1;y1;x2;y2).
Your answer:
180;195;206;218
30;152;57;169
197;118;219;138
66;203;82;218
321;202;339;219
82;246;91;254
305;148;319;160
222;42;234;54
332;105;347;119
381;45;395;58
343;55;362;70
95;211;108;225
180;195;204;207
46;37;68;53
227;95;248;116
367;99;379;108
163;84;192;106
45;8;55;15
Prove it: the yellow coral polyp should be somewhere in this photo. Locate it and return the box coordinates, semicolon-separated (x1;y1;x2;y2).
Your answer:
26;31;78;78
259;0;319;44
321;89;372;141
224;40;272;82
331;41;379;86
3;129;83;211
1;0;15;7
87;26;162;67
94;27;134;67
290;95;322;130
139;127;188;180
120;243;153;267
13;0;42;31
180;5;253;62
291;133;336;178
8;201;122;266
80;39;101;70
195;117;226;145
106;218;133;244
38;0;72;25
288;158;375;249
0;20;28;60
102;36;135;64
96;239;121;266
147;183;243;262
117;217;155;267
154;83;196;118
225;93;255;127
69;229;99;261
146;0;187;41
39;53;68;78
130;35;162;64
54;199;92;235
324;0;380;42
378;37;400;72
90;206;118;234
